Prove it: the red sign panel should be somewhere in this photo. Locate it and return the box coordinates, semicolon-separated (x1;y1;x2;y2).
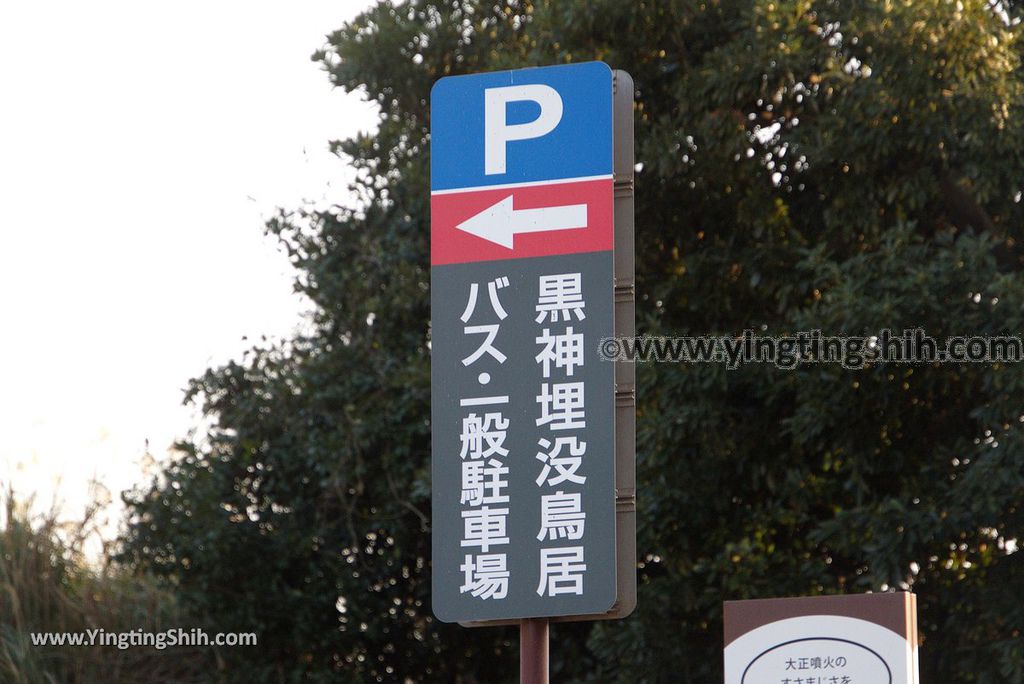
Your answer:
431;177;613;266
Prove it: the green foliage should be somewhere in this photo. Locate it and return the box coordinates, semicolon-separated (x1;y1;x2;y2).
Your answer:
120;1;1024;681
1;487;206;683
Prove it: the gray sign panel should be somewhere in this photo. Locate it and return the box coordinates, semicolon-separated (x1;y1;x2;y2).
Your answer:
431;253;616;621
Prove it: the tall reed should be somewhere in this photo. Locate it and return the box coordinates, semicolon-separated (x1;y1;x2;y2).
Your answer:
0;485;209;683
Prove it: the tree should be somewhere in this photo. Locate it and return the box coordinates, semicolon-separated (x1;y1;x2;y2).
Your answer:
120;1;1024;681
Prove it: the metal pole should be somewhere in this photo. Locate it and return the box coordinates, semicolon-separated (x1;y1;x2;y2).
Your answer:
520;618;549;684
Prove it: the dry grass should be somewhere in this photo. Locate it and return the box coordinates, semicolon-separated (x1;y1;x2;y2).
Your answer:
0;485;210;683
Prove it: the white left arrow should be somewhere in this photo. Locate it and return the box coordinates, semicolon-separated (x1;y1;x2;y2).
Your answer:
455;196;588;248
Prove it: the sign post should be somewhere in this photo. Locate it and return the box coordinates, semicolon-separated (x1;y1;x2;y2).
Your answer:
430;62;635;680
520;618;548;684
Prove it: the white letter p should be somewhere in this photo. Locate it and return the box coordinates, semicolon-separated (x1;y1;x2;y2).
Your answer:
484;84;563;175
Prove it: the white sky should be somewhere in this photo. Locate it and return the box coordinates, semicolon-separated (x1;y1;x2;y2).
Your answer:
0;1;377;528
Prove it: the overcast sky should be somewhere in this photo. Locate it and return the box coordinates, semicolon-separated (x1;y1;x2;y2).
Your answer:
0;1;376;527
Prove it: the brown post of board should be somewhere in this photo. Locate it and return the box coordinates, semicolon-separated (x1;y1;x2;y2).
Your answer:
519;618;548;684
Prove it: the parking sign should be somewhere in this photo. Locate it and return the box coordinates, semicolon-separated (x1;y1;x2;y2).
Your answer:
431;62;618;623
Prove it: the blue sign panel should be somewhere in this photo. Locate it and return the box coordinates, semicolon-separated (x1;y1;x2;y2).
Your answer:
431;61;613;191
